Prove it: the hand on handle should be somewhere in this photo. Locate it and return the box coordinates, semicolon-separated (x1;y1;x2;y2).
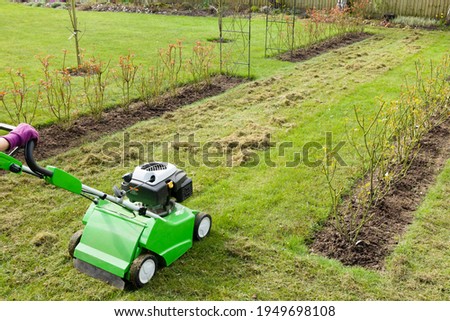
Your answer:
1;123;39;151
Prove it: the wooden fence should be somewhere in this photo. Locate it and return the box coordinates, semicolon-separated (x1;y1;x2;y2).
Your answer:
379;0;450;18
36;0;450;18
210;0;450;18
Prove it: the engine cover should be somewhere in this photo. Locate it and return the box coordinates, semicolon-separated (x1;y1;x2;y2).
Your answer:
121;162;193;210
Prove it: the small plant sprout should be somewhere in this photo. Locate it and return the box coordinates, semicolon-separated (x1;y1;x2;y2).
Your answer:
187;41;216;86
160;40;184;92
82;56;110;119
38;51;75;125
116;52;140;110
1;69;41;125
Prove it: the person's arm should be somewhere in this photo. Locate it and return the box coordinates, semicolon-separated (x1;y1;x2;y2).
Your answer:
0;123;39;152
0;137;10;152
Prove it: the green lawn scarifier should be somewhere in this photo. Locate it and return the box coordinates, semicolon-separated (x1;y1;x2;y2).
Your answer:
0;123;212;290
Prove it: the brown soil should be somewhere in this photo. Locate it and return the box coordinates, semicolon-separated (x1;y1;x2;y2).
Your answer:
311;119;450;269
279;32;372;63
34;76;244;160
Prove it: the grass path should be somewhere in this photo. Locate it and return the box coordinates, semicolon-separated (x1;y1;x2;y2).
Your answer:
0;15;449;300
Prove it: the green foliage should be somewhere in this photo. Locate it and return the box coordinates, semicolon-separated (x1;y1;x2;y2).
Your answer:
81;56;110;119
392;16;441;28
0;69;40;125
251;5;259;13
50;2;64;9
114;52;140;110
159;40;184;92
137;64;165;106
38;52;74;125
187;41;216;86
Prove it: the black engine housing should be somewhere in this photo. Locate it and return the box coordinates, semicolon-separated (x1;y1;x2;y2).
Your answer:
121;162;193;210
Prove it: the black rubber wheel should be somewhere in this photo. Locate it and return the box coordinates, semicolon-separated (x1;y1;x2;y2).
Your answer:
194;213;212;241
68;230;83;258
129;254;158;289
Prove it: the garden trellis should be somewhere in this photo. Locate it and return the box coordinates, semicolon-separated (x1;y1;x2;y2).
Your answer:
264;0;298;57
218;0;252;78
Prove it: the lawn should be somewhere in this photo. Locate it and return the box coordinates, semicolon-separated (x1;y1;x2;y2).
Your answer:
0;1;449;300
0;1;293;125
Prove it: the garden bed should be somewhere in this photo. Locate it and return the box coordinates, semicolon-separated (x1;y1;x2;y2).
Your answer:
34;75;244;160
311;118;450;269
279;32;372;62
78;2;217;17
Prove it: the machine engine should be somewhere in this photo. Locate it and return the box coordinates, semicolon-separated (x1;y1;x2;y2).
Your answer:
121;162;193;211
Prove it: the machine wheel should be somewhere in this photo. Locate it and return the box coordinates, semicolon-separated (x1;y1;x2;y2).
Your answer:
194;213;212;241
68;230;83;258
129;254;158;289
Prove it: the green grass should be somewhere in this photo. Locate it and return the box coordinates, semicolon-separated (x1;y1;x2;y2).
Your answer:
385;163;450;299
0;2;449;300
0;2;293;125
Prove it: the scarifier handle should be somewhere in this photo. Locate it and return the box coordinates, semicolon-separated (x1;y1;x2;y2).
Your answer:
0;124;46;176
0;123;16;132
25;140;53;178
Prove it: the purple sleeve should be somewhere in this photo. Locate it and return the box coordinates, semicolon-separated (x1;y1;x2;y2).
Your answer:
2;123;39;150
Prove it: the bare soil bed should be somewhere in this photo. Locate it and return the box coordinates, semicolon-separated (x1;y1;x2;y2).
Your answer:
34;76;244;160
311;119;450;269
279;32;372;62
